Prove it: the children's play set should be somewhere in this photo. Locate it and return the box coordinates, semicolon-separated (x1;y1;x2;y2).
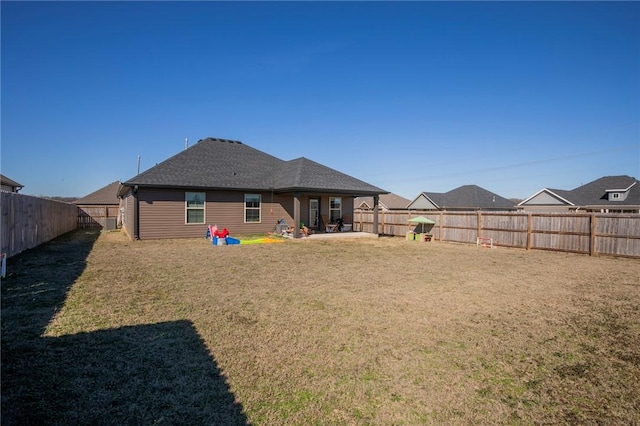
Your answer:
205;224;283;245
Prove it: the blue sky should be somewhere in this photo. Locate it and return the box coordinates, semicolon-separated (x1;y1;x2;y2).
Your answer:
2;1;639;200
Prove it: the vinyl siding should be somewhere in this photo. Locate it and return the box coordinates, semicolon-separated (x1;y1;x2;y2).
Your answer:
518;205;573;213
132;188;357;239
137;188;297;239
307;195;354;228
524;192;569;205
408;195;439;210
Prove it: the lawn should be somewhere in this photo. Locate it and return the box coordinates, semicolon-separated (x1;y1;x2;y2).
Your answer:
2;229;639;425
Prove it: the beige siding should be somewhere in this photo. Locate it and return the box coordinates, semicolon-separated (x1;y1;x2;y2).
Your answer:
518;205;572;213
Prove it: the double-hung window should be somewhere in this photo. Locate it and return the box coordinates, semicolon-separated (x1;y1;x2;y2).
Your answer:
186;192;205;224
245;194;261;223
329;197;342;223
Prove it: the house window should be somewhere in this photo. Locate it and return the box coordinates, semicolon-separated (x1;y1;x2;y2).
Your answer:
186;192;205;224
245;194;261;223
329;197;342;223
611;193;620;200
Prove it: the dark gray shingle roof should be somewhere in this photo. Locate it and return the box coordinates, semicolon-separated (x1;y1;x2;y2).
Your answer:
122;138;386;195
74;181;121;205
355;193;411;210
569;175;639;206
423;185;515;210
273;157;386;194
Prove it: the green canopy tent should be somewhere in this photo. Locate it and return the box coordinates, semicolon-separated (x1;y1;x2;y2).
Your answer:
408;216;436;234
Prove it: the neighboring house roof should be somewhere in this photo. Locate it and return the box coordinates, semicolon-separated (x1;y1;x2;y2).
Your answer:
120;137;387;196
1;174;24;192
409;185;516;210
519;175;640;209
354;193;411;210
74;181;121;205
519;188;576;206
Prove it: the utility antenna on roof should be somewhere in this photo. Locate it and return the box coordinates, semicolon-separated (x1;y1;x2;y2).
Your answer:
137;155;141;175
185;138;189;150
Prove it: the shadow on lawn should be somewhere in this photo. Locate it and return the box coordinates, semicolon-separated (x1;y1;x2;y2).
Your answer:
1;230;249;425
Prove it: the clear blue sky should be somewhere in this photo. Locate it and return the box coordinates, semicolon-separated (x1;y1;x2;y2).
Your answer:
2;1;639;200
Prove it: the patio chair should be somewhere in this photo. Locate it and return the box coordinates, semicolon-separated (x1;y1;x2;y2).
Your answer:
322;215;338;233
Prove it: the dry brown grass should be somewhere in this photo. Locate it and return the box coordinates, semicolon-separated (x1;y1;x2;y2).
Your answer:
2;229;639;425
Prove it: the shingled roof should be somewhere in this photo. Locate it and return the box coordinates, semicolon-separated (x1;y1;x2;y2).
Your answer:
74;181;121;205
521;175;640;207
421;185;515;210
569;175;639;206
121;137;386;196
354;193;411;210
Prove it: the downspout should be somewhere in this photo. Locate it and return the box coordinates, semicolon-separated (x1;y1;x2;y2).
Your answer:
133;185;140;240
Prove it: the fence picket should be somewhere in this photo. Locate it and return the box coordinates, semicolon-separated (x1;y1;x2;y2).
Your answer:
1;191;78;258
354;210;640;258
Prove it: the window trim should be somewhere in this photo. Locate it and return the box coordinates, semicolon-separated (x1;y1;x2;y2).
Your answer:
244;193;261;223
329;197;342;223
185;191;206;224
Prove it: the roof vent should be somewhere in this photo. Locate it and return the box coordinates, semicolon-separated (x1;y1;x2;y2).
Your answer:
201;137;243;144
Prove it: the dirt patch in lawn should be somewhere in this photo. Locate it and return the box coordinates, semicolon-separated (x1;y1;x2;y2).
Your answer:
2;229;639;425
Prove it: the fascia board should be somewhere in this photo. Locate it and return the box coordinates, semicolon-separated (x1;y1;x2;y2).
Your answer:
408;192;441;209
605;181;637;193
519;188;575;206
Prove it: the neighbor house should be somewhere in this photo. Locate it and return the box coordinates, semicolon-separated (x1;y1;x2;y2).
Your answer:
407;185;516;211
74;181;122;229
1;174;24;193
354;193;411;211
517;175;640;213
118;137;388;240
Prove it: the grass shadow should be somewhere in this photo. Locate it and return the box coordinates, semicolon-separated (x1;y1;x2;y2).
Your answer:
1;229;100;336
1;230;249;425
4;321;249;425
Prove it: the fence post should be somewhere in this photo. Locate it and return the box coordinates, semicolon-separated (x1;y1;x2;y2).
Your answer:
477;211;482;240
350;209;638;257
590;214;597;256
526;214;532;251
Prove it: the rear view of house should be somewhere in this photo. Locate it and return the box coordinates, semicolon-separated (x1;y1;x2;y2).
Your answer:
118;137;388;240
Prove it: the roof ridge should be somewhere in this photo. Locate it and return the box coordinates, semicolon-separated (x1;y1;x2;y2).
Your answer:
199;137;243;145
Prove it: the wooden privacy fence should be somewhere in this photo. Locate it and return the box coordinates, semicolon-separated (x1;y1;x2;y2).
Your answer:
77;205;120;229
1;191;79;258
354;210;640;258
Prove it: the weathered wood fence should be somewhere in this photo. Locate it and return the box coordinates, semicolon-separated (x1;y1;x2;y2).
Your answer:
1;191;79;258
77;206;120;229
354;210;640;258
